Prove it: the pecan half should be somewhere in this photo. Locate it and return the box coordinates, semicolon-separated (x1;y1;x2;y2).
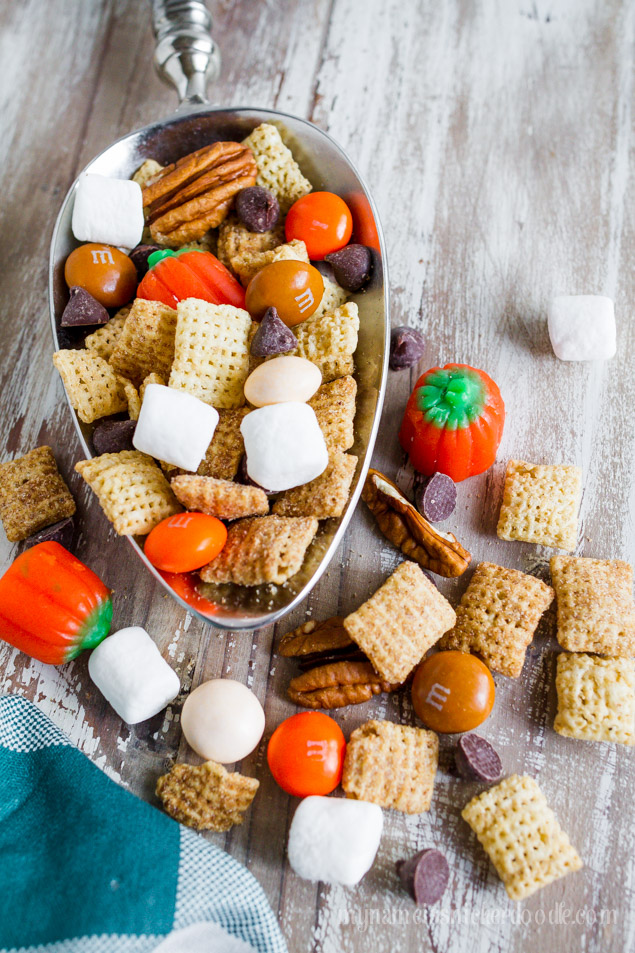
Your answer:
278;617;353;657
362;469;471;577
142;142;258;247
288;660;401;709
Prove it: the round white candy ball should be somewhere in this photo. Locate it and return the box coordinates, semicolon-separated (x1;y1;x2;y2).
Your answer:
181;679;265;763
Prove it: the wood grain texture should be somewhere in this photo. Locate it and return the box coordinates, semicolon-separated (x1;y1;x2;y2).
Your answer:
1;1;634;950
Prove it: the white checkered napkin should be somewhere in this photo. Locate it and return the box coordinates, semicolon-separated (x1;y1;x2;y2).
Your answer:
242;123;312;213
292;302;359;382
169;299;252;409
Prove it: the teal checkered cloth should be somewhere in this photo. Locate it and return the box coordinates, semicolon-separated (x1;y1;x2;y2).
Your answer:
0;694;286;953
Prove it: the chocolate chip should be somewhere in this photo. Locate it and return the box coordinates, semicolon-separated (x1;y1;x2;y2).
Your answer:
396;849;449;905
92;418;137;455
250;307;298;357
455;734;503;783
414;472;457;522
60;287;109;327
129;243;161;279
235;186;280;233
389;326;425;370
24;516;75;551
324;244;372;292
236;454;277;496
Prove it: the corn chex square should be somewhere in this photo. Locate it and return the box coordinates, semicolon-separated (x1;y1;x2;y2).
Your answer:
53;349;127;423
109;298;178;387
84;306;130;361
291;302;359;382
554;652;635;745
0;446;76;543
440;562;554;678
156;760;259;832
496;460;582;551
308;376;357;450
242;123;312;213
462;775;583;900
171;474;269;521
342;719;438;814
273;451;357;519
550;555;635;656
169;299;251;409
344;561;456;684
76;450;181;536
216;214;285;280
199;515;318;586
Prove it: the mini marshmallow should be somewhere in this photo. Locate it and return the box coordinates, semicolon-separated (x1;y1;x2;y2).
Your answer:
287;796;383;886
548;295;616;361
133;384;219;471
241;402;328;492
88;626;180;724
72;173;144;249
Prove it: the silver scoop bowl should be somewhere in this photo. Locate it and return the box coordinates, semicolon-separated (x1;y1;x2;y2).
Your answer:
49;0;389;630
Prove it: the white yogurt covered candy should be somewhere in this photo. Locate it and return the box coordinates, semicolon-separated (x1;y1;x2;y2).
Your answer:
244;356;321;407
133;384;219;472
287;796;383;886
181;679;265;763
241;402;328;492
72;173;144;250
548;295;616;361
88;626;180;725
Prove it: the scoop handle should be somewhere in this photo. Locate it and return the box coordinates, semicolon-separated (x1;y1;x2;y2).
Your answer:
149;0;221;106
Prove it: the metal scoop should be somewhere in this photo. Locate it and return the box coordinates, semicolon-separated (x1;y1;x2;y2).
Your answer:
49;0;389;630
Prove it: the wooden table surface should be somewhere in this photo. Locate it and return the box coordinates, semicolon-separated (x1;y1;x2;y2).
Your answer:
1;1;634;950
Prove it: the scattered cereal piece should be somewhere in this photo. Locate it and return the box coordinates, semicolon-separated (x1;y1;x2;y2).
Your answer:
76;450;181;536
291;302;359;382
84;306;130;361
312;275;349;319
308;376;357;451
132;158;164;190
440;562;554;678
550;555;635;656
548;294;616;361
554;652;635;745
496;460;582;551
216;214;285;279
156;760;259;832
171;474;269;520
0;447;76;543
462;775;583;900
242;123;312;213
342;719;438;814
109;298;178;387
139;372;166;401
273;450;357;519
169;299;251;408
118;376;141;420
343;561;456;684
199;515;318;586
53;349;128;423
233;238;309;287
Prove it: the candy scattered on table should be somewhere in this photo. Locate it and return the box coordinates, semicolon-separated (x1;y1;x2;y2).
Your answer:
144;512;227;573
60;286;110;327
72;173;144;249
455;734;503;782
414;471;457;522
245;259;324;325
236;185;280;232
156;760;259;832
267;711;346;797
0;542;111;664
88;625;180;724
324;244;372;292
241;402;328;492
285;191;353;260
243;355;321;407
287;796;383;886
133;383;219;472
181;679;265;763
412;651;496;734
92;418;137;455
249;306;298;356
64;243;138;309
396;848;450;904
548;294;616;361
389;326;425;370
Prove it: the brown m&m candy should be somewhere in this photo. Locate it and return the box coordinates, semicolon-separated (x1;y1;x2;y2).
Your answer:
411;651;495;733
64;243;137;308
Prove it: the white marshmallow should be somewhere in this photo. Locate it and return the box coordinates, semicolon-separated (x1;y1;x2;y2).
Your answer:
72;173;144;250
548;295;616;361
88;626;180;725
241;402;328;492
287;796;383;886
133;384;219;472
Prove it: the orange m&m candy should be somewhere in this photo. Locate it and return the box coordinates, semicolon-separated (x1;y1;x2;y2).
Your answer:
64;243;137;308
411;651;495;734
245;260;324;326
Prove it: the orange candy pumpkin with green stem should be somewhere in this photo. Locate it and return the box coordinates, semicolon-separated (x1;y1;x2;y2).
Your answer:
399;364;505;482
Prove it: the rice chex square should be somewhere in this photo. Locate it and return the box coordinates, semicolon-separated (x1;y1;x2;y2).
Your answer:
554;652;635;745
53;349;127;423
496;459;582;551
242;123;312;213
